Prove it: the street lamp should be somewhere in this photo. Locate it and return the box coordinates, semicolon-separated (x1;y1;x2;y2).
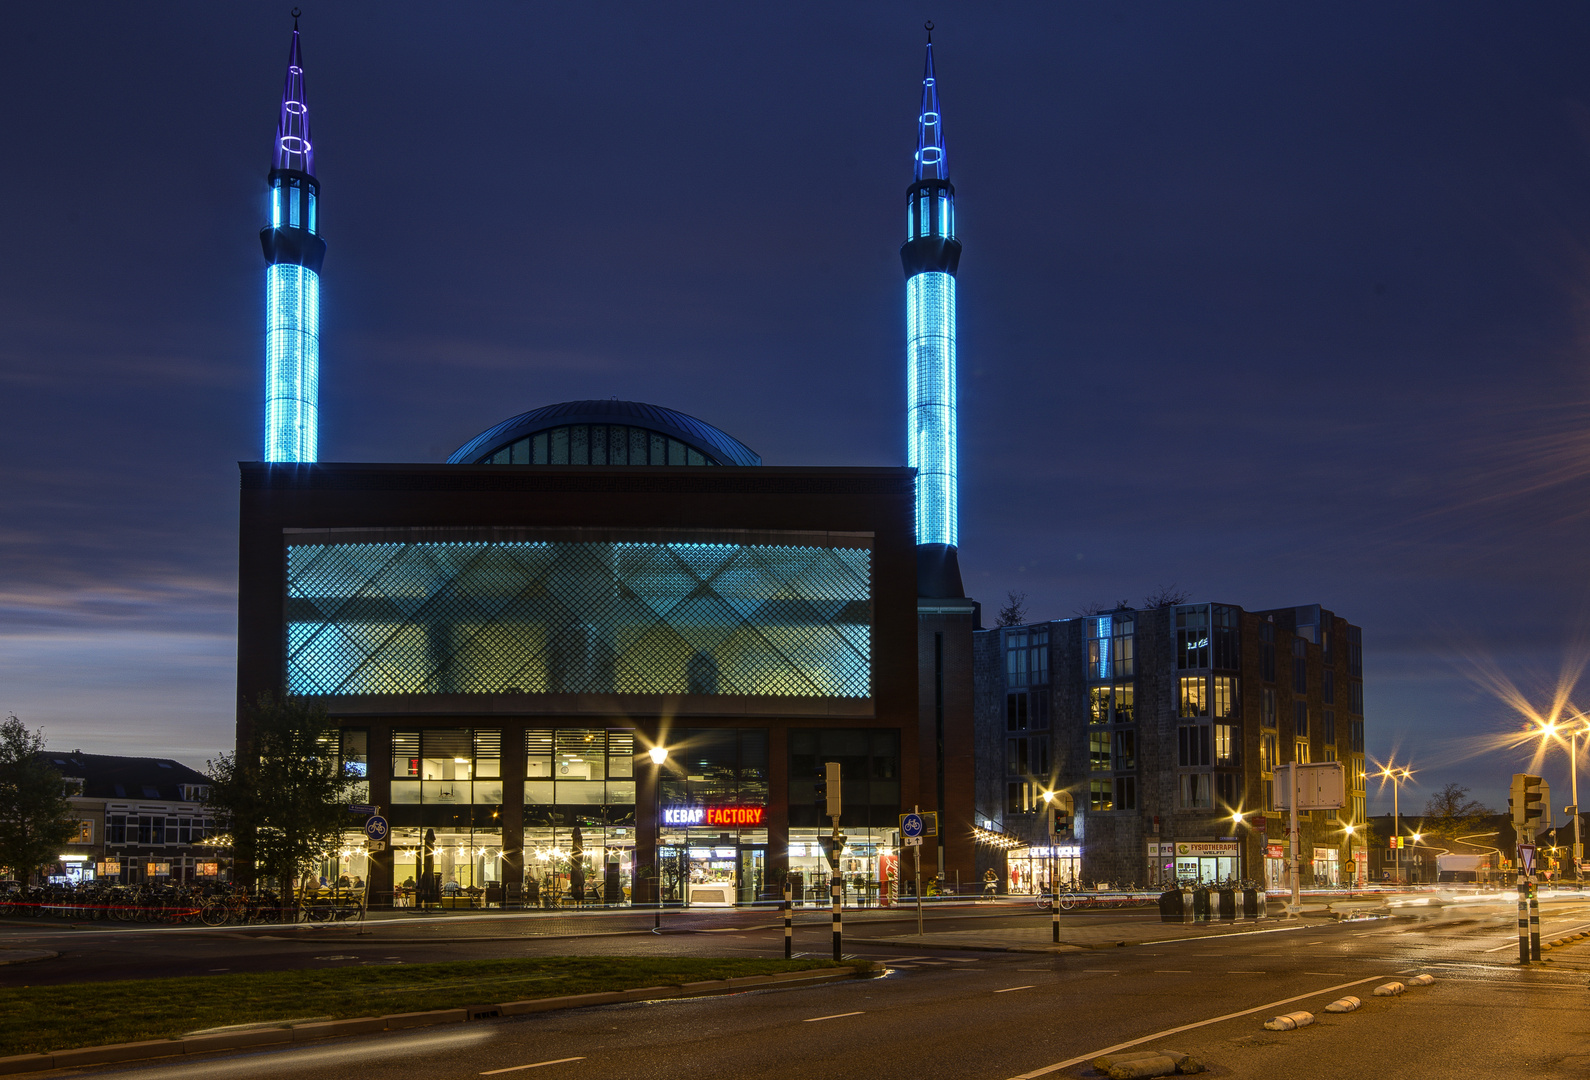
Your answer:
1532;716;1588;891
1376;761;1414;885
1342;822;1356;891
1231;811;1246;887
649;745;668;930
1041;791;1056;901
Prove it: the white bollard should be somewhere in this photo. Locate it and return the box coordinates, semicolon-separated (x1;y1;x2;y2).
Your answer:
1373;982;1404;996
1262;1011;1315;1030
1324;996;1361;1013
1407;973;1435;986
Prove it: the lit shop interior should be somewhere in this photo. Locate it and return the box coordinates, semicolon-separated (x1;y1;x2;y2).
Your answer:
784;728;902;905
658;728;768;905
1003;844;1081;893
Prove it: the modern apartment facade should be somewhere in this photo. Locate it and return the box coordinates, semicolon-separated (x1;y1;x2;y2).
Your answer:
973;602;1367;891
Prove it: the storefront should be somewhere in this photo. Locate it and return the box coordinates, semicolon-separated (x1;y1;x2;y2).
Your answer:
1312;846;1341;887
1264;844;1284;890
660;802;768;905
391;826;505;907
1172;841;1240;885
1007;845;1081;894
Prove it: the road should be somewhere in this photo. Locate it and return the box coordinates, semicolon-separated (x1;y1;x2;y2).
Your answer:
10;893;1590;1079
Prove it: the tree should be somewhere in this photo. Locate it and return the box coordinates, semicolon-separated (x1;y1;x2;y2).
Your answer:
1421;783;1495;844
1143;584;1190;609
206;695;356;904
995;590;1029;627
0;715;77;884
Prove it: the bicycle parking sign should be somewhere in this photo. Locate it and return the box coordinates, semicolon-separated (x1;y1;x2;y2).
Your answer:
365;815;389;842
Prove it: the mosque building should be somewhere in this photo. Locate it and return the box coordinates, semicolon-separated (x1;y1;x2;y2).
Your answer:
237;22;980;907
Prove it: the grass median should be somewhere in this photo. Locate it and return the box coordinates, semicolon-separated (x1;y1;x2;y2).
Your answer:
0;956;860;1056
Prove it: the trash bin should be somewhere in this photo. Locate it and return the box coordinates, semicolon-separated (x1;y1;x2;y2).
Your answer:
1243;887;1264;920
1217;887;1237;920
1158;888;1184;922
1192;887;1212;921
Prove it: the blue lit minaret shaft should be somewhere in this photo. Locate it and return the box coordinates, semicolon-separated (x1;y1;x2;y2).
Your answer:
260;15;325;462
903;25;961;559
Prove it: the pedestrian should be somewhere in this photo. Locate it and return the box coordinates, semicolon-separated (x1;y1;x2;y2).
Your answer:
983;868;997;899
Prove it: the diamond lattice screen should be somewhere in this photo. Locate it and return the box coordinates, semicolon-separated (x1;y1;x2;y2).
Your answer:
286;540;872;698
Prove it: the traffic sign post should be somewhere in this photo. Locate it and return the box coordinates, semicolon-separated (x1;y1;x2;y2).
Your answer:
360;811;386;935
901;809;926;937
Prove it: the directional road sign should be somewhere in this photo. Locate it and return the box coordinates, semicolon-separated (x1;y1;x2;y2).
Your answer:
365;815;390;843
901;812;925;839
349;803;378;816
903;835;923;847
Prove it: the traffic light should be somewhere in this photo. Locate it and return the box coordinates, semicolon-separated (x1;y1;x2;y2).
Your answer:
815;761;841;821
1509;774;1551;833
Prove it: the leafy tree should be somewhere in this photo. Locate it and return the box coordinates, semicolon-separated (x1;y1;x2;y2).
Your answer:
0;715;77;884
995;590;1029;627
206;695;356;905
1421;783;1495;844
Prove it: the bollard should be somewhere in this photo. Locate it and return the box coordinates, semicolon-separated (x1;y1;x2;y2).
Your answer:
1217;887;1236;921
1158;888;1184;924
1181;888;1195;923
1242;887;1262;920
783;882;792;960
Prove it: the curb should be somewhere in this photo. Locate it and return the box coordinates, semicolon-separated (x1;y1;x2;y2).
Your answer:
0;965;871;1076
0;952;56;968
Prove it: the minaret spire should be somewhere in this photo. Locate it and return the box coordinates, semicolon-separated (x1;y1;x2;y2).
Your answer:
903;22;964;595
260;9;325;463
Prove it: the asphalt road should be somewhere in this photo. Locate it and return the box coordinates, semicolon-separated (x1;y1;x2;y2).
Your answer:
12;896;1590;1079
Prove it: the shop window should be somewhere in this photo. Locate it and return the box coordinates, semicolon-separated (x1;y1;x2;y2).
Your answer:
1090;779;1114;812
1179;676;1207;718
1115;776;1137;811
1112;730;1135;770
392;731;420;777
1178;725;1210;767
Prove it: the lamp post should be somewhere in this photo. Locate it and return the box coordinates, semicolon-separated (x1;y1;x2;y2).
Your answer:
1231;811;1246;887
649;745;668;930
1376;762;1413;884
1539;717;1588;890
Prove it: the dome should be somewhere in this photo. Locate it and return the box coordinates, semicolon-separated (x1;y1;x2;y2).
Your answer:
447;400;762;467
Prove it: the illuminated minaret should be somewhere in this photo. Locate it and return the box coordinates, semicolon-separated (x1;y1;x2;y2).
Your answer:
260;14;325;462
903;24;963;590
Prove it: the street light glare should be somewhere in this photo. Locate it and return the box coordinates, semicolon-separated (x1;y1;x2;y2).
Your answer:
648;746;668;765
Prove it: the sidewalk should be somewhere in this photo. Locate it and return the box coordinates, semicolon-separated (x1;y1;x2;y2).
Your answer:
855;913;1335;953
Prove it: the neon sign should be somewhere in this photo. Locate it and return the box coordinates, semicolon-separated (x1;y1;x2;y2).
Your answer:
662;805;765;827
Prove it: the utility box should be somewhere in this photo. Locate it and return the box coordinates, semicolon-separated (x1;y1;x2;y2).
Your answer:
1274;762;1346;811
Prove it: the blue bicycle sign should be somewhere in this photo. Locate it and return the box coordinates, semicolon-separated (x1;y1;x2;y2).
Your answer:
901;813;925;839
364;815;389;842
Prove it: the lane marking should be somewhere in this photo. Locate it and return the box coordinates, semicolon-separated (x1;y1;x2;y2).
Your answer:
1303;972;1346;976
481;1057;586;1074
941;957;981;962
1227;970;1266;974
1005;975;1384;1080
1152;970;1192;974
1142;924;1309;946
995;985;1036;993
1082;969;1120;973
1306;941;1325;945
804;1011;863;1023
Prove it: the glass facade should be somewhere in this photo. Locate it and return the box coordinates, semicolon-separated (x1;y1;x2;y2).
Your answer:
286;537;872;698
264;262;319;463
478;424;717;466
906;270;958;547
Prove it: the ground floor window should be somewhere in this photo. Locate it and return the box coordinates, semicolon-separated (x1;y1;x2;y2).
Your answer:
660;825;769;905
1264;846;1284;889
1312;847;1340;887
1005;845;1081;894
524;818;635;908
391;827;504;908
787;827;893;906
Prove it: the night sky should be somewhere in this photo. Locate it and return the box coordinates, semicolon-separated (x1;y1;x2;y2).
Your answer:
5;2;1590;814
